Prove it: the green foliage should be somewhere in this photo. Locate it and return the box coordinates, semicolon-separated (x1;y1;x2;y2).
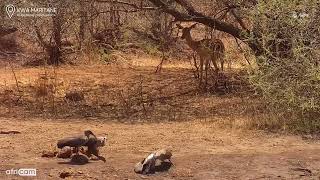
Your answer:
249;0;320;130
142;42;160;56
98;48;113;63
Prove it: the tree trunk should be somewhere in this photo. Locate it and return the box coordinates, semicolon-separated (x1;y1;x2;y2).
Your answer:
0;26;17;37
79;0;87;49
50;14;63;65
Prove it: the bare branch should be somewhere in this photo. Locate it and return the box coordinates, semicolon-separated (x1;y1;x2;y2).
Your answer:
148;0;242;38
0;26;17;37
175;0;197;15
147;0;263;55
34;26;50;49
96;0;157;10
223;1;248;31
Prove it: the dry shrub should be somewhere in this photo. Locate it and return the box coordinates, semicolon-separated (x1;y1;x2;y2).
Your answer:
0;34;19;52
32;70;65;112
65;91;84;102
34;75;55;97
115;78;153;119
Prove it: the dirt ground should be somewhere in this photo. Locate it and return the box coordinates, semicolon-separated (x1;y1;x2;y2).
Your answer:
1;118;320;179
0;61;319;179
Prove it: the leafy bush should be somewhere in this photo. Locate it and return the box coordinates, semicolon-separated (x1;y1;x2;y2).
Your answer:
143;42;160;56
249;0;320;132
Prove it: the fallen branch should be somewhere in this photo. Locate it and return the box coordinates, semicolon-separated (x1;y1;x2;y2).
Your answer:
0;130;21;134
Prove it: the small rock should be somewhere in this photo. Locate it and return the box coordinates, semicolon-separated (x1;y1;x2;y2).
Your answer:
65;91;84;102
70;154;89;165
57;147;72;158
59;171;72;179
41;150;58;158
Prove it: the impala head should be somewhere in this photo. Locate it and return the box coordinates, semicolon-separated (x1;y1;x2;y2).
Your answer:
177;23;197;39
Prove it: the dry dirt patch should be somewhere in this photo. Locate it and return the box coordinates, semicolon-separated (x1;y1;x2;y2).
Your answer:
0;118;319;179
0;64;252;124
0;62;319;179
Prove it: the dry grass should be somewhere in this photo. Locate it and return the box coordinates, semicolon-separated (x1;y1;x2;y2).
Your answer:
0;57;262;129
1;57;320;179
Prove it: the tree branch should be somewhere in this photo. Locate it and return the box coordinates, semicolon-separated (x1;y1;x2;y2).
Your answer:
223;1;248;31
147;0;263;55
96;0;156;10
148;0;242;37
0;26;17;37
34;26;50;49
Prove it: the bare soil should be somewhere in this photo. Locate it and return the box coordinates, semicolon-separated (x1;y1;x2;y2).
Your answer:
0;62;319;179
1;118;320;179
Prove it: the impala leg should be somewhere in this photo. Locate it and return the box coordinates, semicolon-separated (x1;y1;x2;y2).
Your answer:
199;56;204;86
221;58;224;72
212;56;219;73
211;55;220;88
205;58;209;88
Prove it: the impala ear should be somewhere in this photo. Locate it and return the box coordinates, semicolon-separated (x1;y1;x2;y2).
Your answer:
190;23;198;29
176;24;183;29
